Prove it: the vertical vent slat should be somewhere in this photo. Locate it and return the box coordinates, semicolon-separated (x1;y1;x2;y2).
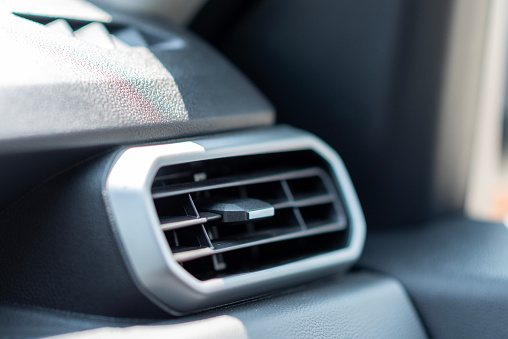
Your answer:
151;151;350;281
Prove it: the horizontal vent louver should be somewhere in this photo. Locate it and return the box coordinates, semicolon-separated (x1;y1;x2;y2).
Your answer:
151;152;349;281
106;127;366;314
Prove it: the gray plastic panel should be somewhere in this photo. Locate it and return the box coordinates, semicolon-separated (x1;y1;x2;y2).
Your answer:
0;1;274;154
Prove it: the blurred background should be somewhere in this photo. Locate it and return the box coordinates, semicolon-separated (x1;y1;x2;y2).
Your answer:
95;0;508;225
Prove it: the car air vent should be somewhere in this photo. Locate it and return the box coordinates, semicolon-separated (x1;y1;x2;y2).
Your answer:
106;126;366;314
151;154;348;281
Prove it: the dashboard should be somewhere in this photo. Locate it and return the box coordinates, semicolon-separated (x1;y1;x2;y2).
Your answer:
1;0;507;338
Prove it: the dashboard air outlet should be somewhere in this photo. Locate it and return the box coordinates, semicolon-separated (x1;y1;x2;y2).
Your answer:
152;159;348;281
106;126;366;314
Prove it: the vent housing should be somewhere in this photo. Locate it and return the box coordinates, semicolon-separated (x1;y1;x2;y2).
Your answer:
152;151;349;281
106;126;366;315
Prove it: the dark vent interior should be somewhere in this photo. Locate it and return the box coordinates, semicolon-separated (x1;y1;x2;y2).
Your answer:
151;151;350;281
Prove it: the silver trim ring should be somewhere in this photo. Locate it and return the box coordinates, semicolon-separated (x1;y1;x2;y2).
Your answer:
105;126;366;315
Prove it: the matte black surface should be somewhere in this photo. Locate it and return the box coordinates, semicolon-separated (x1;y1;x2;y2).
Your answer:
0;151;167;318
0;146;105;211
0;272;427;339
360;216;508;339
194;0;456;228
0;304;149;338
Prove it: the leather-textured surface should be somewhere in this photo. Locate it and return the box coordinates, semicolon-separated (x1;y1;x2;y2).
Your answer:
0;272;428;339
360;216;508;339
203;272;427;339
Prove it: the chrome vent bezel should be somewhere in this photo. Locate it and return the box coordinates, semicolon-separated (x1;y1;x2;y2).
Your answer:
105;126;366;315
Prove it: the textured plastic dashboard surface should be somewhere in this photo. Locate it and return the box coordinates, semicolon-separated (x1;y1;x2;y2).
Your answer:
0;272;427;339
0;0;273;154
360;216;508;339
